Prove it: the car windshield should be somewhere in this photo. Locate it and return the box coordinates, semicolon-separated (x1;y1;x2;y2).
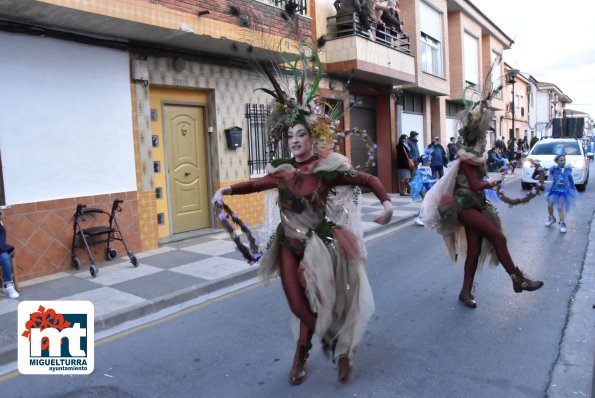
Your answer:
532;141;581;156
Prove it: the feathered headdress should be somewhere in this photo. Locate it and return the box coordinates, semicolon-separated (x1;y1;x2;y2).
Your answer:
229;2;340;160
457;54;502;148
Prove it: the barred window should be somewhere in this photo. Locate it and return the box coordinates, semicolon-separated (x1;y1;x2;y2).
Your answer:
246;104;289;176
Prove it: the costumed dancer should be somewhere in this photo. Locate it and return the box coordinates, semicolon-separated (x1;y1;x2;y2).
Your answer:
215;4;393;384
409;148;436;226
420;100;543;309
544;152;578;233
212;113;393;385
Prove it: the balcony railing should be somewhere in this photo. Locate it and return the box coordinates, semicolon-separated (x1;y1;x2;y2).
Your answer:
258;0;308;16
326;13;411;54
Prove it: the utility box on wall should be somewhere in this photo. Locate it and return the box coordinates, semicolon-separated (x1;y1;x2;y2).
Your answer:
224;127;242;149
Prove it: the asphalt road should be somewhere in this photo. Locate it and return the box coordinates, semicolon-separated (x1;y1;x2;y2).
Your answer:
1;167;593;398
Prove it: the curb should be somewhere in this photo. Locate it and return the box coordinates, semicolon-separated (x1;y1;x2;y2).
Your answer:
0;267;261;367
0;212;417;368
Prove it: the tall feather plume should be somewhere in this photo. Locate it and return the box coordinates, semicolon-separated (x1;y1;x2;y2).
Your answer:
228;1;339;156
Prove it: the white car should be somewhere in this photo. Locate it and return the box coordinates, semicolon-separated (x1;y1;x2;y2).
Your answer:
521;138;590;192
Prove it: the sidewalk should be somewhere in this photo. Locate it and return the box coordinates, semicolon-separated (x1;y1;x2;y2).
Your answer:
0;192;420;366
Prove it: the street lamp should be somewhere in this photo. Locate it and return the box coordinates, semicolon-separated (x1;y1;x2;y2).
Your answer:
507;68;519;140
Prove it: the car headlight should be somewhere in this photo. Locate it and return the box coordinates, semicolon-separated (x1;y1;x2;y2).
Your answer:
522;160;533;169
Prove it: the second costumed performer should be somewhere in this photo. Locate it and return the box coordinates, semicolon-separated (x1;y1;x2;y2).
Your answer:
420;100;543;308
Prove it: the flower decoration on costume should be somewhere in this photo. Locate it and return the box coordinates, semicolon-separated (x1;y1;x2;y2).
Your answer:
494;159;546;206
213;200;262;264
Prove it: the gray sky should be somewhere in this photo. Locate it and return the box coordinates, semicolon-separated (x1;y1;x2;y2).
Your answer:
471;0;595;117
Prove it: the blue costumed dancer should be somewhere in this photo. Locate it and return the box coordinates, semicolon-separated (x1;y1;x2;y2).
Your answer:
409;149;436;226
544;153;578;233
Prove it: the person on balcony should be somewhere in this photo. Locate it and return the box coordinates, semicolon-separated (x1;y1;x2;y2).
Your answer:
380;0;404;34
336;0;372;36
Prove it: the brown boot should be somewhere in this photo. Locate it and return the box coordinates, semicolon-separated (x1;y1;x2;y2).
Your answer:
510;267;544;293
289;341;312;385
337;355;352;384
458;278;476;308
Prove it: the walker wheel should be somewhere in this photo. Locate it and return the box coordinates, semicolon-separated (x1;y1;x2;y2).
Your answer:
106;248;118;261
90;264;98;278
130;255;138;267
72;257;81;270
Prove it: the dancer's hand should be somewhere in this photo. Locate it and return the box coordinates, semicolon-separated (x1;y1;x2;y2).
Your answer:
487;174;504;186
211;187;231;206
374;200;393;225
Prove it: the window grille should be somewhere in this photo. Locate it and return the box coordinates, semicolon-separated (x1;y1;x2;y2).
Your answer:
246;104;289;176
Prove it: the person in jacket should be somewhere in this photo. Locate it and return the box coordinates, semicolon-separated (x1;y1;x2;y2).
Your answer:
408;131;421;169
428;136;448;179
447;137;458;161
396;134;413;195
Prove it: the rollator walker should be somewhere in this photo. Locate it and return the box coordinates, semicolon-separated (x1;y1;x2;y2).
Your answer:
71;199;138;277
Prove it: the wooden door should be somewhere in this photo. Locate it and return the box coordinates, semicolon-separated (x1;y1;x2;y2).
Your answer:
164;105;209;233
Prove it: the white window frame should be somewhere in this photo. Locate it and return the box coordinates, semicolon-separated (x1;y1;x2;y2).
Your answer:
421;33;443;77
420;2;443;77
463;31;479;87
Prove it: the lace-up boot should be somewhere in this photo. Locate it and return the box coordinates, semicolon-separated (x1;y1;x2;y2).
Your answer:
510;267;544;293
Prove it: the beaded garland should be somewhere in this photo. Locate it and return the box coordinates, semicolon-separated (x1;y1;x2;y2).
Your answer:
213;200;262;264
334;128;377;172
495;159;546;207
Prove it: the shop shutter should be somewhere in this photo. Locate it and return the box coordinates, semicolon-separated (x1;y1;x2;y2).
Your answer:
350;95;378;176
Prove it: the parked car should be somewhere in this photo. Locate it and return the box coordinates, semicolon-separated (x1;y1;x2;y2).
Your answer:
521;138;590;192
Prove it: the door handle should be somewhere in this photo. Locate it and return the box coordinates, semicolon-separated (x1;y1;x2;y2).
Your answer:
184;171;191;177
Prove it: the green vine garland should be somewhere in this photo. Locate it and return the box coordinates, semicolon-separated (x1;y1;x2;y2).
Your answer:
495;159;546;207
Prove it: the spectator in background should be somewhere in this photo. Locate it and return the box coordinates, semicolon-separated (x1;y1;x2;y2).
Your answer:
428;136;448;179
530;135;539;149
487;147;507;171
381;0;404;34
447;136;458;161
396;134;413;195
336;0;372;36
0;213;19;299
507;138;516;162
408;131;421;169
